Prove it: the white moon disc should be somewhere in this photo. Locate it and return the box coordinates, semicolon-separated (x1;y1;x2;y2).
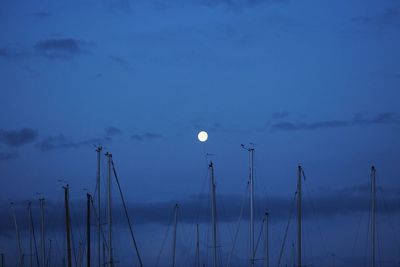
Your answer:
197;131;208;142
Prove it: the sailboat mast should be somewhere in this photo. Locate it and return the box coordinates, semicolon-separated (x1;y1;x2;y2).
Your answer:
87;193;92;267
11;202;23;267
39;198;45;267
172;204;178;267
297;165;302;267
210;161;218;267
96;146;102;267
64;185;72;267
371;166;376;267
249;148;255;267
264;211;269;267
106;152;114;267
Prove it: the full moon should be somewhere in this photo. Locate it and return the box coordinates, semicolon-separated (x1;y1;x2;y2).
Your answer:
197;131;208;142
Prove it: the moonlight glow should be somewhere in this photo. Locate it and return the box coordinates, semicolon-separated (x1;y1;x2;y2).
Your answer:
197;131;208;142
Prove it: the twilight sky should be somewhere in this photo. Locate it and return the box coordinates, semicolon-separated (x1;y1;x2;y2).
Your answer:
1;0;400;266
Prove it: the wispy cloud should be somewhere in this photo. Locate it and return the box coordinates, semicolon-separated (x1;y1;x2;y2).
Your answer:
105;126;123;137
0;152;18;162
0;128;38;147
34;38;94;59
0;47;29;61
269;112;400;131
131;132;163;141
352;6;400;26
109;55;133;71
35;134;106;152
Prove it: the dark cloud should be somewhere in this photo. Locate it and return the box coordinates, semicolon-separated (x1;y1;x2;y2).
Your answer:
0;152;18;161
36;134;106;152
131;132;163;141
191;118;222;133
105;126;122;137
1;184;398;235
34;38;93;59
0;47;29;60
269;112;400;131
0;128;38;147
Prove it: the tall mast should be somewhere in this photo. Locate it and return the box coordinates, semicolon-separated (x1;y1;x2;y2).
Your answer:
96;146;102;267
241;144;255;267
249;147;255;267
11;202;23;267
297;165;302;267
371;166;376;267
196;224;200;267
64;185;72;267
172;204;179;267
264;211;269;267
210;161;218;267
87;193;92;267
105;152;114;267
39;198;45;267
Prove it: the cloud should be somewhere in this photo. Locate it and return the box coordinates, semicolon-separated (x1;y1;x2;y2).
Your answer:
352;6;400;26
1;183;398;235
131;132;163;141
0;152;18;161
0;128;38;147
0;47;29;61
105;126;122;137
269;112;400;131
34;38;93;59
109;55;133;71
36;134;106;152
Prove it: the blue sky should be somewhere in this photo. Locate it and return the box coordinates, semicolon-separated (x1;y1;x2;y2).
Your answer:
1;0;400;266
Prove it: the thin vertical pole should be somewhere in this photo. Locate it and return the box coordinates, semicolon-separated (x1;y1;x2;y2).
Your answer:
196;224;200;267
106;152;113;267
39;198;45;267
297;166;302;267
371;166;376;267
64;185;72;267
172;204;178;267
210;161;218;267
87;193;92;267
249;148;255;267
264;211;269;267
96;146;102;267
1;253;4;267
11;203;23;267
47;239;52;267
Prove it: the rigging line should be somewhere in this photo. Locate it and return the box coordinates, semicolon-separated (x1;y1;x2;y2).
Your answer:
225;181;250;267
155;206;174;267
364;185;372;267
90;198;109;251
111;159;144;267
29;204;40;267
277;191;297;267
254;215;265;259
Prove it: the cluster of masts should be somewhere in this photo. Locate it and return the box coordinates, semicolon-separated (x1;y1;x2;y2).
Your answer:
4;139;381;267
